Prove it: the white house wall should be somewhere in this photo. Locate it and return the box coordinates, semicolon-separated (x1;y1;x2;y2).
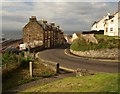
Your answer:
92;12;119;36
91;16;108;31
96;19;104;31
114;13;118;36
108;13;118;36
91;23;98;31
72;33;78;41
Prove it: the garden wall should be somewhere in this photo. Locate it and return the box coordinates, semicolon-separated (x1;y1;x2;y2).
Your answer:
70;48;119;60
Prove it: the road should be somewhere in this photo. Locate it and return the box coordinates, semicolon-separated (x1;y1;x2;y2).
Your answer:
38;44;119;73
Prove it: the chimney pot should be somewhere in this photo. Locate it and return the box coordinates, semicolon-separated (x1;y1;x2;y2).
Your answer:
31;16;36;18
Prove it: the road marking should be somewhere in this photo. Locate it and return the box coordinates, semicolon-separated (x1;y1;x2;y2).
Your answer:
64;49;119;63
60;66;75;72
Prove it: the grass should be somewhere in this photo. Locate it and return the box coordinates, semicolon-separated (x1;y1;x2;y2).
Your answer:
2;51;55;92
2;60;55;92
19;73;118;93
70;34;120;51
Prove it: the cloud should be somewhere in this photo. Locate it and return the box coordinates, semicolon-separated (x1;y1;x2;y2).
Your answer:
2;2;118;37
1;0;120;2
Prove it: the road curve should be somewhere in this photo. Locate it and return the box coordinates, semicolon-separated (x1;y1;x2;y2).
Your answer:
38;44;119;73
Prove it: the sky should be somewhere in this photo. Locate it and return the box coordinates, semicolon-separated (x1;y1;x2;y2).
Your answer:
1;0;119;39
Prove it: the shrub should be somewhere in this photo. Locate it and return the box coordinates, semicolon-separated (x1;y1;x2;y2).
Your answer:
70;34;119;51
2;52;18;65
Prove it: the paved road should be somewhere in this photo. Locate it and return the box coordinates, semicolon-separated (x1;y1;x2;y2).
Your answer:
38;44;119;73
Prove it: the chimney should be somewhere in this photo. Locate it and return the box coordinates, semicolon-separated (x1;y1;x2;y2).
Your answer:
43;20;47;23
57;25;60;28
29;16;36;22
50;23;55;26
107;13;110;16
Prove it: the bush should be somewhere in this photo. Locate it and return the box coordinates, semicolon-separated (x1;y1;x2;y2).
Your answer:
70;34;119;51
2;52;18;65
70;38;97;51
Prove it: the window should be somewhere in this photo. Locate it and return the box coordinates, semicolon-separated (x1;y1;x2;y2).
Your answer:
104;23;105;26
111;20;114;23
110;28;113;32
106;28;108;32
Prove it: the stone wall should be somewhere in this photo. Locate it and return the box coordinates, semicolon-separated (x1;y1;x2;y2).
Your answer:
81;34;98;44
35;52;59;73
70;48;119;59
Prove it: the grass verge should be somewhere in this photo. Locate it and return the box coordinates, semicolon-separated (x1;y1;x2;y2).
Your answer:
19;73;118;93
2;60;55;92
70;34;120;51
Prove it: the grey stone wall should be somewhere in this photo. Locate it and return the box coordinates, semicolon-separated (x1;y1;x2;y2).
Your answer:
70;48;119;59
35;52;59;73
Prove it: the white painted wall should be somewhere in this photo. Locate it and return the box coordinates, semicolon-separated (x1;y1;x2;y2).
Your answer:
91;15;109;31
91;23;98;31
107;13;118;36
92;12;119;36
72;33;78;41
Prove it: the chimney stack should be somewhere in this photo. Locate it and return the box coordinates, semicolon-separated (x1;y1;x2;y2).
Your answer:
107;13;110;16
43;20;47;23
50;23;55;26
29;16;36;22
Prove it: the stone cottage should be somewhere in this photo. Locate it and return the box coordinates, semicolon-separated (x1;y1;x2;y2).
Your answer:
23;16;64;49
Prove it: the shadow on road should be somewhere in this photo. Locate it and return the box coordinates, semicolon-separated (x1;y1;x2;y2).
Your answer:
51;43;70;49
30;43;70;53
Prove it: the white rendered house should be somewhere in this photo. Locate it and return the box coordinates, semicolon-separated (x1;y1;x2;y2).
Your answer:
104;12;119;36
91;12;119;36
91;14;109;31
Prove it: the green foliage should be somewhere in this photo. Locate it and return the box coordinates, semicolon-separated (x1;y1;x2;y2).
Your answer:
41;71;55;78
70;38;97;51
21;73;118;92
70;34;119;51
2;51;31;66
2;60;55;91
2;52;18;65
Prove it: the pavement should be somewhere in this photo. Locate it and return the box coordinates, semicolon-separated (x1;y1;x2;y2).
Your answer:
38;44;119;73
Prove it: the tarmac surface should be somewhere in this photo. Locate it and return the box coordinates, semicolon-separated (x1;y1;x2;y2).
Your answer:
38;44;119;73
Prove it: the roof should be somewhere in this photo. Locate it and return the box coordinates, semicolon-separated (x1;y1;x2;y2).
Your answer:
37;20;57;31
91;11;118;27
76;33;81;37
27;16;63;33
91;21;98;27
